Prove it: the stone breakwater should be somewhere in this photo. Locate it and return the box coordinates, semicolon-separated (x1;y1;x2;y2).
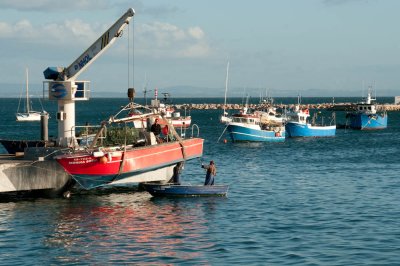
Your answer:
173;103;400;111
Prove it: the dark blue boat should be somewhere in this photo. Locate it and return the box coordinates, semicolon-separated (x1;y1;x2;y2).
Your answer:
142;183;229;197
348;90;388;130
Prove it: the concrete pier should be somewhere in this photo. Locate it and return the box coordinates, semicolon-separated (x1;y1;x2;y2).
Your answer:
0;148;73;196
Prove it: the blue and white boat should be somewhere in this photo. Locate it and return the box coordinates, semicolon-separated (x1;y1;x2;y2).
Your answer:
347;90;388;130
227;107;285;142
285;104;336;138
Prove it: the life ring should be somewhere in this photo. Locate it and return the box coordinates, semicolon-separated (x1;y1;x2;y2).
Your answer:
275;132;281;137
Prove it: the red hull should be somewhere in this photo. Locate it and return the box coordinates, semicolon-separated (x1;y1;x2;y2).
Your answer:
55;138;203;176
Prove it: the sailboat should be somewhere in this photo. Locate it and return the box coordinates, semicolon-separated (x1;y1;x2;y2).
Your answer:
16;68;45;122
220;61;232;123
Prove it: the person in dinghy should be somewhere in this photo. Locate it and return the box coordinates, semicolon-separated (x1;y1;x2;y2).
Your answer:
201;160;217;186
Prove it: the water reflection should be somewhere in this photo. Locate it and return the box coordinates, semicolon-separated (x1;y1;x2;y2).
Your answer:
45;191;221;263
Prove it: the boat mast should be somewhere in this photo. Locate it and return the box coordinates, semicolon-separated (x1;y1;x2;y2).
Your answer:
223;61;229;115
26;68;30;113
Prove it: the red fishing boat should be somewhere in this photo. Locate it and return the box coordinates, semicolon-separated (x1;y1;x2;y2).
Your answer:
55;92;203;189
55;137;203;189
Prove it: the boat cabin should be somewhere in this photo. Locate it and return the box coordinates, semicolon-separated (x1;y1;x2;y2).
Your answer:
286;108;310;125
232;114;259;125
356;103;376;115
356;91;377;114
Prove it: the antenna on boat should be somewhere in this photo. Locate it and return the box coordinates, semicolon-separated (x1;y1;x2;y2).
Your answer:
362;80;365;98
142;73;151;106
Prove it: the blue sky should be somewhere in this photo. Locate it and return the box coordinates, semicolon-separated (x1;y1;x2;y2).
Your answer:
0;0;399;97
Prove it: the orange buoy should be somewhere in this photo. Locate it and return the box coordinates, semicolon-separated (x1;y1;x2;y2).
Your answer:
223;139;228;143
99;156;108;164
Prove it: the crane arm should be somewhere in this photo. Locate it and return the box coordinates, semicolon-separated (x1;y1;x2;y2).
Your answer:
44;8;135;81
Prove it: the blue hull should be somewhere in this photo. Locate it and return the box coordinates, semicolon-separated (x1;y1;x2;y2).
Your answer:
227;124;285;142
142;183;229;197
285;122;336;137
349;113;388;130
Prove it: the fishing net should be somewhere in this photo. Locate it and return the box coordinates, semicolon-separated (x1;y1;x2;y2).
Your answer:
103;126;142;146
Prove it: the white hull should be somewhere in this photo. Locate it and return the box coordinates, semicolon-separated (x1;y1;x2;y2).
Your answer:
170;117;191;128
110;165;174;185
16;112;42;121
16;69;46;122
131;116;191;129
220;115;232;123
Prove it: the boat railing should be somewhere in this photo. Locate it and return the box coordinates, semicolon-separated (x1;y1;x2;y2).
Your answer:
73;125;106;147
191;124;200;138
330;112;336;126
311;112;336;126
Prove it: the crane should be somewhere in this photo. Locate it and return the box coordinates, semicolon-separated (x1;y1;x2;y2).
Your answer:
43;8;135;147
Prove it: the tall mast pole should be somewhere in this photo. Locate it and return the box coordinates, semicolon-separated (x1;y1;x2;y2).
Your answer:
26;68;29;113
223;61;229;114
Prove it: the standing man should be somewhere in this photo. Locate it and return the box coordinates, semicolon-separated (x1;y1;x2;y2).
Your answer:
202;160;216;185
150;118;162;138
172;162;183;185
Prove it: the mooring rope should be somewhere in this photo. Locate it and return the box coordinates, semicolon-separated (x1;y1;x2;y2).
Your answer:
217;124;229;143
160;115;187;160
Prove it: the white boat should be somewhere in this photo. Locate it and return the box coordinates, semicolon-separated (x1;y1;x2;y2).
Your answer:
16;69;46;122
227;108;286;142
149;92;192;129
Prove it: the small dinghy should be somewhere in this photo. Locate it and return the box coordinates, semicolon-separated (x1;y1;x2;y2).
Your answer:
142;183;229;197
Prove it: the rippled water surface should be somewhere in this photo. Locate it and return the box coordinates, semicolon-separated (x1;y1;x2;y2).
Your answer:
0;98;400;265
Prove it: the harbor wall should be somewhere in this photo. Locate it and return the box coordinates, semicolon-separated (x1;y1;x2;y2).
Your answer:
172;103;400;111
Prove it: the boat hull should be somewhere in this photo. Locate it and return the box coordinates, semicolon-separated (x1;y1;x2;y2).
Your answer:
227;124;285;142
285;122;336;137
142;183;229;197
169;117;191;128
132;117;191;129
349;113;388;130
16;112;42;122
0;157;73;196
55;138;204;189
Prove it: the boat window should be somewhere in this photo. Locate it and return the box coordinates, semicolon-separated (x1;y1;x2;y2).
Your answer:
368;106;371;110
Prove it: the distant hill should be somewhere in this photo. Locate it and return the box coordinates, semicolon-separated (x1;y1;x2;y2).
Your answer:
0;83;398;98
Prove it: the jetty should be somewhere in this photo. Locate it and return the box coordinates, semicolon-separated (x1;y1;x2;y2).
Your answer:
171;103;400;112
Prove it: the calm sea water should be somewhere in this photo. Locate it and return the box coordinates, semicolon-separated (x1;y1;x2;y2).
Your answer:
1;98;400;265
